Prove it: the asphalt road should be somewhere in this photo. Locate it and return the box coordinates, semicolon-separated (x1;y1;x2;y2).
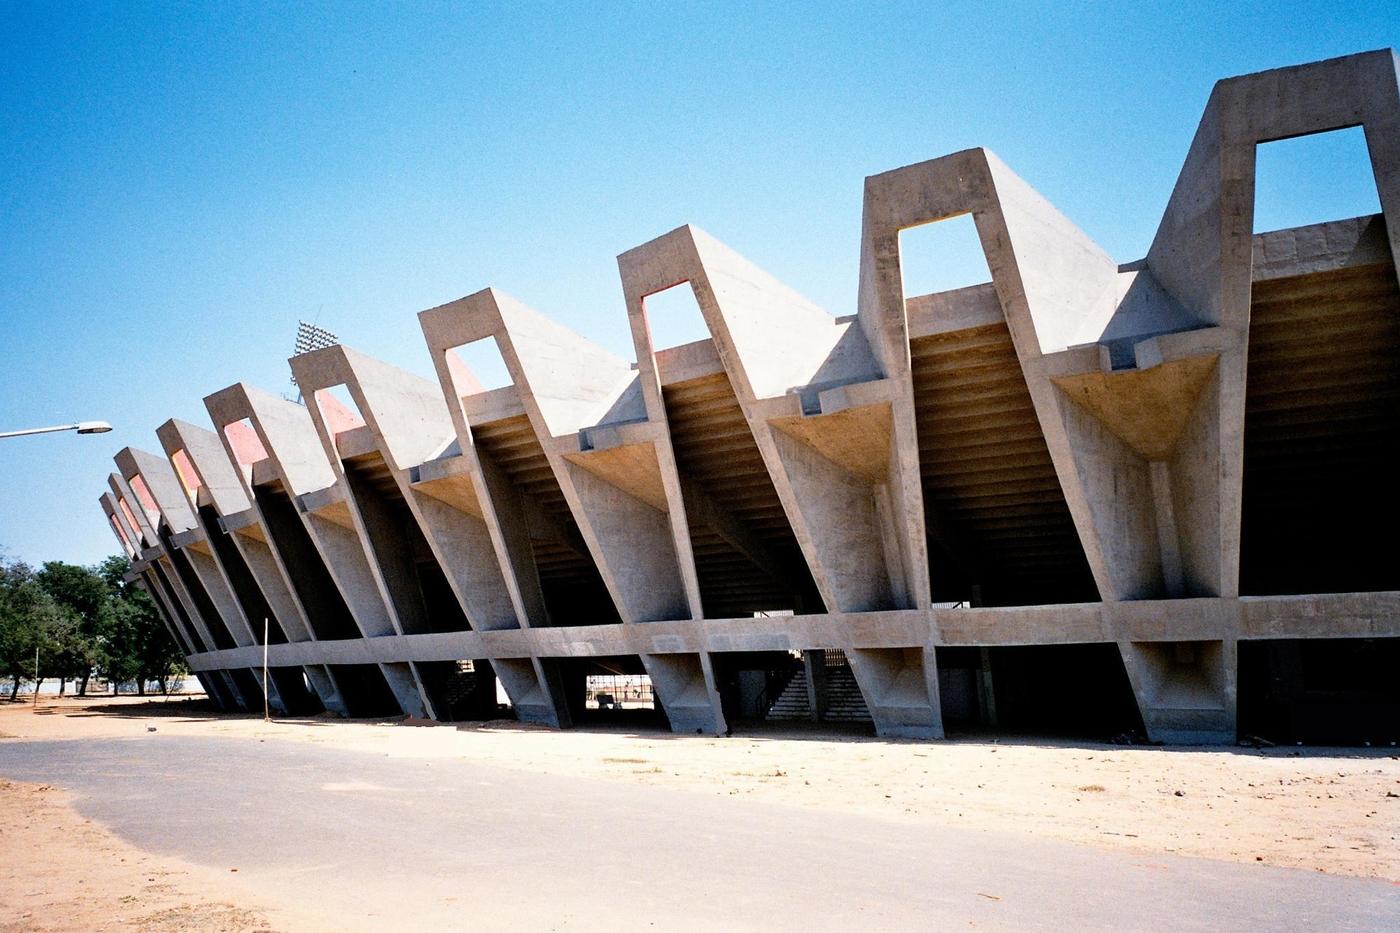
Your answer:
1;734;1395;931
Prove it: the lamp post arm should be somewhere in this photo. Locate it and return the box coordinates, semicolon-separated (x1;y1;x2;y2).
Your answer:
0;423;80;439
0;420;112;439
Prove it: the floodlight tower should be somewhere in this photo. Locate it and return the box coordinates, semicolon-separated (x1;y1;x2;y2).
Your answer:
288;320;339;404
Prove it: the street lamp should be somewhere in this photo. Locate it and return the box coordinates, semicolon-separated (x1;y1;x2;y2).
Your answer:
0;420;113;439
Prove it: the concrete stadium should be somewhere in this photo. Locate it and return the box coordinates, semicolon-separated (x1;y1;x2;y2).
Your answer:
99;49;1400;746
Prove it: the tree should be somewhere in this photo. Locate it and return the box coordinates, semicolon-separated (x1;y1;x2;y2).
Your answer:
94;555;186;695
0;553;185;699
36;561;107;694
0;559;65;700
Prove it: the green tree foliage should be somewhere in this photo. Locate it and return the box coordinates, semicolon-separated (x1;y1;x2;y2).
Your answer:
0;552;187;699
36;560;107;693
0;559;66;698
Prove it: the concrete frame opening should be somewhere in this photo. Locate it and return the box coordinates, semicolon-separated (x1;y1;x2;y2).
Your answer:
222;418;268;483
449;337;512;391
170;448;201;500
898;213;993;297
127;474;161;527
937;644;1145;741
312;384;367;436
1238;638;1399;746
415;659;503;721
326;664;403;718
549;655;664;730
109;515;137;558
642;281;710;351
1253;127;1381;233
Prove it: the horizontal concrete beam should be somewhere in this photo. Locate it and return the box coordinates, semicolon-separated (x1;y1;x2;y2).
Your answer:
184;591;1400;672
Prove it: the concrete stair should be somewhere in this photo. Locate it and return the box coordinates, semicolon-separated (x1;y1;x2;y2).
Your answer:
765;666;872;723
765;669;811;721
437;661;494;720
823;667;874;723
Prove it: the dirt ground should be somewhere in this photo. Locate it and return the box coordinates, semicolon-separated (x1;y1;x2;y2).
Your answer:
0;775;276;932
2;695;1398;931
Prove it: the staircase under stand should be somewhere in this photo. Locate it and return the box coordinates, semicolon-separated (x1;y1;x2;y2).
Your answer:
764;665;872;723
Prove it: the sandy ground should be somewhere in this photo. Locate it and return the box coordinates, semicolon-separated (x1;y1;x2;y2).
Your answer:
0;775;279;932
1;695;1398;930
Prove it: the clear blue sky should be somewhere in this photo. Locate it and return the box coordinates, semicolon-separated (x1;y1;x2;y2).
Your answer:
1;1;1395;567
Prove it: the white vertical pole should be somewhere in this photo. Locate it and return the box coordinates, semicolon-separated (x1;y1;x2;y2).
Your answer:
32;647;39;707
263;618;270;722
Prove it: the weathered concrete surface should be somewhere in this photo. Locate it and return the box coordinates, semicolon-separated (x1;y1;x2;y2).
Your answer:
100;50;1400;745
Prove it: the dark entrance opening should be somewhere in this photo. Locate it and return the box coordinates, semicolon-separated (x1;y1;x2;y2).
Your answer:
267;666;325;715
1238;638;1400;745
227;669;262;713
711;651;803;724
202;671;240;711
549;655;664;730
327;664;402;718
416;660;502;721
938;644;1144;740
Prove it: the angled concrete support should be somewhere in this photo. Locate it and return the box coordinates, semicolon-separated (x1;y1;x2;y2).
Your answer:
862;147;1235;602
423;289;690;622
115;447;253;649
619;226;929;615
1145;48;1400;600
89;50;1400;745
110;459;287;712
205;385;396;637
100;491;199;662
846;647;944;739
304;664;349;717
157;418;331;715
289;343;567;725
1119;640;1236;744
643;651;724;734
205;382;423;717
107;472;220;657
420;289;725;734
292;347;518;632
156;419;310;644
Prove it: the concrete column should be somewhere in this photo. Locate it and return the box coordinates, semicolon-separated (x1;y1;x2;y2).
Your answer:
803;650;825;722
1119;639;1236;744
846;647;944;739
